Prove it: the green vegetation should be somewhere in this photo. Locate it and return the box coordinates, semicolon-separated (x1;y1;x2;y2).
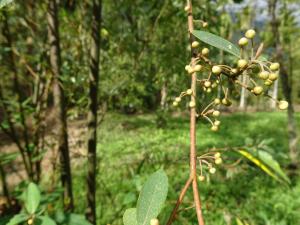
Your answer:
71;112;300;224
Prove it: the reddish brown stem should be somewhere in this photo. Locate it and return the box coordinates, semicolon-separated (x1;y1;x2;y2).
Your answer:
166;177;193;225
166;1;205;225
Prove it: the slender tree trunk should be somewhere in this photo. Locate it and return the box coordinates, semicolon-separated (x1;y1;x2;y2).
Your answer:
269;0;299;165
2;12;34;180
160;81;167;110
86;0;102;223
47;0;74;211
0;164;11;207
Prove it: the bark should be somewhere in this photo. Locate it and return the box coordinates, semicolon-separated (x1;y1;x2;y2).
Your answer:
2;12;34;180
47;0;74;211
0;164;11;207
86;0;102;223
269;0;299;164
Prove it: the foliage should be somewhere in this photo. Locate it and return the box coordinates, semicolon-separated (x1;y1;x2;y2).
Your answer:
123;170;168;225
4;183;91;225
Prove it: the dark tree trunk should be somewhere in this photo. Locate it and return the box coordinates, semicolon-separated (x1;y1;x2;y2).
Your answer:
86;0;102;224
47;0;74;211
2;12;33;181
269;0;299;165
0;165;11;207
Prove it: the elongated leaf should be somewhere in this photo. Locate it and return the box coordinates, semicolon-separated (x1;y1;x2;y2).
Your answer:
123;208;137;225
192;30;240;57
25;182;41;214
136;170;168;225
7;214;28;225
257;150;290;184
0;0;13;8
36;216;56;225
237;149;290;184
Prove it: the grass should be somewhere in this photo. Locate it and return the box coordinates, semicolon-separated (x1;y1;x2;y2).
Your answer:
72;111;300;225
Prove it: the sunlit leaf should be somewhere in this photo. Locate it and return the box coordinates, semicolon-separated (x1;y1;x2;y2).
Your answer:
192;30;240;57
123;208;137;225
24;182;41;214
36;216;56;225
237;149;290;184
136;170;168;225
7;214;28;225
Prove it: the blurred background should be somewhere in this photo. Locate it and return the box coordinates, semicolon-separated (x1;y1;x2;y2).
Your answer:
1;0;300;224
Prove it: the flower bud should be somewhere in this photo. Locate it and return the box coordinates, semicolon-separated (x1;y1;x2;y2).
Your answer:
186;89;193;95
191;41;200;48
209;167;216;174
211;125;218;132
212;110;220;117
214;98;221;105
278;100;288;110
212;66;222;75
270;62;280;71
189;101;196;108
238;37;248;46
245;29;256;39
150;218;160;225
259;71;269;80
214;120;221;126
198;175;205;181
201;48;209;55
204;81;211;87
175;97;181;102
268;73;278;81
237;59;248;69
185;65;191;71
194;65;202;72
215;158;222;165
253;86;263;95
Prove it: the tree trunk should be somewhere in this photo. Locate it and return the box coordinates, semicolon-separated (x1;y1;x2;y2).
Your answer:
0;164;11;207
86;0;102;223
269;0;299;165
47;0;74;211
160;81;167;110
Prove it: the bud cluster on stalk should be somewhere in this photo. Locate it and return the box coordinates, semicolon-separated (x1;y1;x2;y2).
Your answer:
197;152;223;181
173;29;289;132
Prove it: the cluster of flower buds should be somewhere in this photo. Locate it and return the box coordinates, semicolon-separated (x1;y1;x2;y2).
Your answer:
150;218;159;225
197;152;222;181
173;28;289;131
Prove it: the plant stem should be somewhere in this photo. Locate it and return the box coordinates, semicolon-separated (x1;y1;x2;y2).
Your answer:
166;177;193;225
187;0;205;224
166;1;205;224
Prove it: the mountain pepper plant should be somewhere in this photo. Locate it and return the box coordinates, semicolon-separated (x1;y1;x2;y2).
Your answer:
123;1;289;225
167;1;287;224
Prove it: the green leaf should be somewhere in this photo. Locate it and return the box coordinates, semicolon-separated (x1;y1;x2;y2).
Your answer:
237;149;290;184
65;214;92;225
123;208;137;225
7;214;28;225
136;170;168;225
24;182;41;214
36;216;56;225
0;0;14;9
192;30;240;57
0;152;19;165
